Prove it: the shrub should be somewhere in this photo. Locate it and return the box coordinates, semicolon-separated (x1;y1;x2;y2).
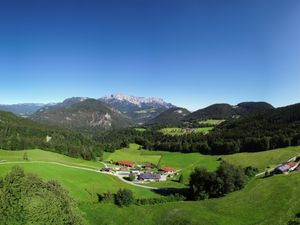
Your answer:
114;189;135;207
244;166;259;177
128;173;136;181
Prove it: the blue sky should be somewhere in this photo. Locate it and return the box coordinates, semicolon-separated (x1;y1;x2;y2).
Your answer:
0;0;300;110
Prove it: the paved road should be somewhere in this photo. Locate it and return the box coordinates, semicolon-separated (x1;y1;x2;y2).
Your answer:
0;161;159;190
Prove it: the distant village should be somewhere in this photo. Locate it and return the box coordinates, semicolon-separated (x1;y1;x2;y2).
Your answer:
101;160;179;183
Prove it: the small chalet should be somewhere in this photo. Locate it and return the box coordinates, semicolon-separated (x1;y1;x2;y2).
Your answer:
159;167;176;175
138;173;161;182
116;161;135;167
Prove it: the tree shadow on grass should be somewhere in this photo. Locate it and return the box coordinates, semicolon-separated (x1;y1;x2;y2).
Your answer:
151;187;189;197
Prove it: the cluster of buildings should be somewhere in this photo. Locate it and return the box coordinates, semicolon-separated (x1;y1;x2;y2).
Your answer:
102;160;178;183
273;157;300;174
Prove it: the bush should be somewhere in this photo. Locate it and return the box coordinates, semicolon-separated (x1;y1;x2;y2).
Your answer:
114;189;135;207
244;166;259;177
128;173;136;181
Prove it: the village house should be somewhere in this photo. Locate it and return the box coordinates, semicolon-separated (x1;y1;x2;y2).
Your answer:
274;162;299;174
137;173;161;182
159;167;176;176
116;161;135;168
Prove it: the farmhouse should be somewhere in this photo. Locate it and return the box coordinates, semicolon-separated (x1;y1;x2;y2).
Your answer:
159;167;176;175
116;161;135;167
138;173;161;182
274;162;299;174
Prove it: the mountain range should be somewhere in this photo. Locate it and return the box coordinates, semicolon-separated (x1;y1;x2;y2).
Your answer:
0;103;47;116
0;94;276;130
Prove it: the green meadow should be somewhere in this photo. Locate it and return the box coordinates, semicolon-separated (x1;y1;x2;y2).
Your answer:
80;172;300;225
0;163;158;202
198;119;225;126
1;145;300;224
159;127;213;136
222;146;300;171
0;149;105;170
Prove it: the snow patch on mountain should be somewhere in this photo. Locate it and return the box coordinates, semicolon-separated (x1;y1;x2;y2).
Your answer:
102;93;173;108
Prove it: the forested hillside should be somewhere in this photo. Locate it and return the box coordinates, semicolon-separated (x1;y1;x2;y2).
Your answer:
0;111;101;160
97;103;300;155
185;102;274;121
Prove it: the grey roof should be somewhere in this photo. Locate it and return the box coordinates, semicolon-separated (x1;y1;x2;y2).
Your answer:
138;173;161;180
275;164;291;173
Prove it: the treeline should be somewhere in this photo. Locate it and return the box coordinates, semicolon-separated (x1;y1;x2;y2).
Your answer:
99;188;185;207
0;111;102;160
209;103;300;154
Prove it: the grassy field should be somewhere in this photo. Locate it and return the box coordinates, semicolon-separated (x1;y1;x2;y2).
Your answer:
0;149;159;203
159;127;213;135
2;145;300;224
222;146;300;171
198;119;225;126
103;144;162;165
0;149;105;170
80;172;300;225
194;127;214;133
0;163;158;202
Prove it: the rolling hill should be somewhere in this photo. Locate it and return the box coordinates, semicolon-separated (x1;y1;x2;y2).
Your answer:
31;98;131;131
148;107;191;126
186;102;274;121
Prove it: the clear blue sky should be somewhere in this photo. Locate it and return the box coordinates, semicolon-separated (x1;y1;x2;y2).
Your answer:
1;0;300;110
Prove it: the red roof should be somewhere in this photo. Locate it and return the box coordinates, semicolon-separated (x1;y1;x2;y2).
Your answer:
117;161;135;167
287;162;298;167
160;167;176;172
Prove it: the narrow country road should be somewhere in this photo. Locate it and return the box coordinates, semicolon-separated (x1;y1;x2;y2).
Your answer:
0;161;159;190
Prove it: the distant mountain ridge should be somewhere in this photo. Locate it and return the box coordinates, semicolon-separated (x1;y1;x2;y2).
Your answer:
0;103;48;116
185;102;274;121
100;93;175;124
